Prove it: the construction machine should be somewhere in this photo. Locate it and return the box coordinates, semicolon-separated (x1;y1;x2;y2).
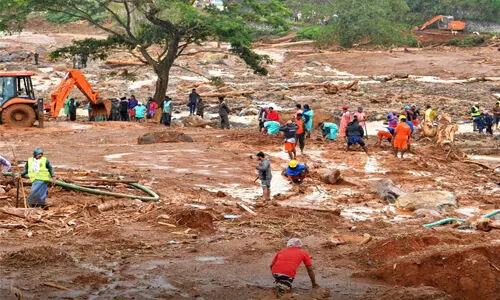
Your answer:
419;15;466;31
49;69;109;120
0;69;109;127
0;71;39;127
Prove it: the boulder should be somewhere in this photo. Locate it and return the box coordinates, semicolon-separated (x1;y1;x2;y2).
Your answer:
395;191;457;211
138;131;193;144
317;168;342;184
238;108;259;116
373;179;406;203
182;115;213;127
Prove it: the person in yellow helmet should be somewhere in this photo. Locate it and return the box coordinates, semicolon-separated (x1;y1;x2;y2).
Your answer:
282;160;308;184
470;102;481;132
20;148;56;208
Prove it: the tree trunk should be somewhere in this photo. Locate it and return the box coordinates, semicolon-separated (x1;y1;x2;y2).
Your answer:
153;70;169;104
152;33;180;105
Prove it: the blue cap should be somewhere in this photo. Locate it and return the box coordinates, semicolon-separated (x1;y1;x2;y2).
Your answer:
33;148;43;156
404;105;410;110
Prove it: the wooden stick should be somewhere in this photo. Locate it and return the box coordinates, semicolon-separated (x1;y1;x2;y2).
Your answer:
11;148;26;208
43;282;70;291
238;202;257;215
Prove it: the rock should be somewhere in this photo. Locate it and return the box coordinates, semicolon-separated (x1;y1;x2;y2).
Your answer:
395;191;457;211
0;187;5;194
182;115;213;127
373;179;406;203
171;120;184;128
238;108;259;116
138;131;193;144
216;191;227;197
317;168;342;184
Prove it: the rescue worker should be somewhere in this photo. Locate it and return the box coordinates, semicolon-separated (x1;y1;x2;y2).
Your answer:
258;106;268;130
388;113;398;129
267;107;280;122
68;97;79;122
128;95;139;121
424;105;436;123
295;104;303;118
218;97;230;129
302;104;314;137
339;105;352;140
146;97;158;120
162;96;173;126
346;116;367;153
474;112;486;134
353;106;368;137
375;127;394;147
63;97;71;121
318;122;338;141
119;97;129;121
295;113;306;154
20;148;56;208
393;115;412;159
256;152;272;201
34;52;39;65
262;120;280;135
484;111;493;135
270;238;318;296
110;98;121;121
410;104;420;126
279;121;298;160
282;160;308;184
471;102;481;132
0;155;11;174
134;102;147;122
492;102;500;131
188;89;200;115
196;98;205;118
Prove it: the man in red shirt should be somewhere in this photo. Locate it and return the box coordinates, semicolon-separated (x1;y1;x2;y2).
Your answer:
267;107;280;122
270;238;318;295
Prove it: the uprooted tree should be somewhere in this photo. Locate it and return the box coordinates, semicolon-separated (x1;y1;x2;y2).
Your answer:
2;0;291;102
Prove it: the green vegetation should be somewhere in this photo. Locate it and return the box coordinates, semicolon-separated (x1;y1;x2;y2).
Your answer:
446;36;485;47
405;0;500;24
2;0;291;102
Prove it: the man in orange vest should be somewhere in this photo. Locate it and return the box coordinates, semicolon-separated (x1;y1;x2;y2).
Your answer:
295;113;306;155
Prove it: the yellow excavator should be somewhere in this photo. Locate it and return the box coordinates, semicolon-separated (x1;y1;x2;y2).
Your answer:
0;69;109;127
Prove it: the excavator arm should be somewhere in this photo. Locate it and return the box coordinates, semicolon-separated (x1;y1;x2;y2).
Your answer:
419;15;444;31
49;69;101;118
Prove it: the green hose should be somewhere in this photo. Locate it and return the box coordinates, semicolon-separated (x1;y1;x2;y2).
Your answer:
482;209;500;219
423;218;466;228
424;210;500;228
4;173;159;202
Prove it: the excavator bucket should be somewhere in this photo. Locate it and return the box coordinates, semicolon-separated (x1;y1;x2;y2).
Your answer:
89;99;111;120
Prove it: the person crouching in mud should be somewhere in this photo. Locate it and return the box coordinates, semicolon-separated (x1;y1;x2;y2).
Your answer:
270;238;318;297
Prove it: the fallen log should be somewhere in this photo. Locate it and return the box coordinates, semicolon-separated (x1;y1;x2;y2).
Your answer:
105;59;145;66
255;40;314;48
462;160;491;169
0;223;27;229
200;90;254;98
43;282;70;291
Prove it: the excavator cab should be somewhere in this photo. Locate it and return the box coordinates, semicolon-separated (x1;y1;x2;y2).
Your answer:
438;16;455;30
0;72;38;127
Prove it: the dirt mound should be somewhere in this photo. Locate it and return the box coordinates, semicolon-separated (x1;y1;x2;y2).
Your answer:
360;243;500;300
1;246;74;268
174;209;214;232
362;233;460;263
363;286;452;300
138;131;194;144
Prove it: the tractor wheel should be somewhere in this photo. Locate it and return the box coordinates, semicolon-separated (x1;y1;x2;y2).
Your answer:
1;104;36;127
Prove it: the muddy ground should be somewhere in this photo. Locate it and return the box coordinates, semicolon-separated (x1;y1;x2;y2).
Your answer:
1;20;500;299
